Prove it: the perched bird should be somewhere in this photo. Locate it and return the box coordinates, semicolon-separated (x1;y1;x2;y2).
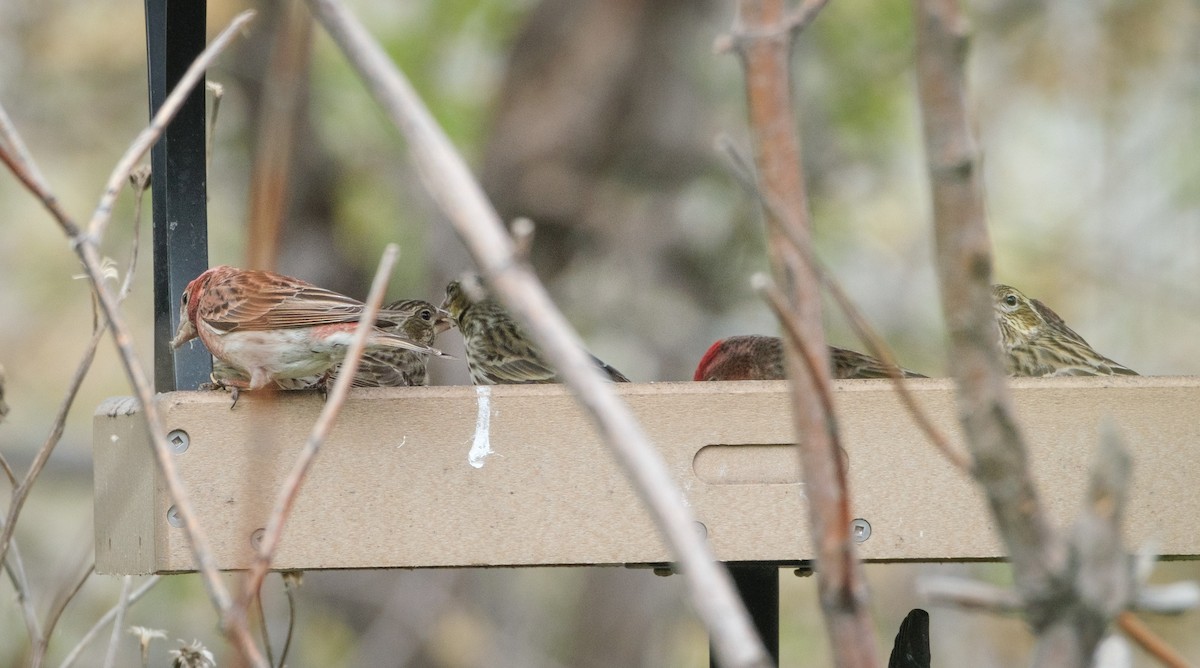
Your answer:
172;266;443;394
0;363;8;423
442;276;630;384
693;335;927;381
209;299;452;390
992;284;1136;377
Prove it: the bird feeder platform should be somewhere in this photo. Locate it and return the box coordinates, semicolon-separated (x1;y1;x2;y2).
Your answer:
93;376;1200;575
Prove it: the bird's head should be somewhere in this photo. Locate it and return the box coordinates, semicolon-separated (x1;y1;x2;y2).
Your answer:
992;284;1042;345
171;266;229;349
382;299;453;345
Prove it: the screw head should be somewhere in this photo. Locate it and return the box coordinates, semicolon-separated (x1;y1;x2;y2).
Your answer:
250;528;266;550
166;505;182;528
167;429;189;453
850;518;871;543
694;521;708;539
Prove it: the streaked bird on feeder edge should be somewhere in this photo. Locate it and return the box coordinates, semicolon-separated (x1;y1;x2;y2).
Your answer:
992;284;1136;377
442;275;630;385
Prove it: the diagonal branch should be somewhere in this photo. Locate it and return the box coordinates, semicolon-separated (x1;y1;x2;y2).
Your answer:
301;1;770;665
731;1;879;665
0;11;265;666
232;243;399;630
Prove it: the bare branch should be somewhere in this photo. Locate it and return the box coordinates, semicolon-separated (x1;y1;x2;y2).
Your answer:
302;1;770;665
234;244;399;631
1116;612;1190;668
58;576;163;668
85;10;257;242
0;12;265;665
913;0;1071;642
717;135;969;473
101;576;135;668
732;0;877;664
3;537;43;650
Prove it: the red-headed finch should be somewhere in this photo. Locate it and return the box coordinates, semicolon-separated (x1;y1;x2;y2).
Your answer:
172;266;443;392
209;299;452;390
993;284;1136;376
442;276;630;384
694;335;927;381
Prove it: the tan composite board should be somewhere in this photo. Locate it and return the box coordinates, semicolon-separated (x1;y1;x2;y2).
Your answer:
93;377;1200;575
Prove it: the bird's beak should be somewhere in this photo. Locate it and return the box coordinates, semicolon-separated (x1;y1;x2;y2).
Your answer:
171;319;197;349
434;307;455;333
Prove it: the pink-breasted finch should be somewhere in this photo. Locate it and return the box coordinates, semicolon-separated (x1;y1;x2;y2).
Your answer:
993;284;1136;377
442;276;630;384
208;299;452;390
693;334;927;381
171;266;443;392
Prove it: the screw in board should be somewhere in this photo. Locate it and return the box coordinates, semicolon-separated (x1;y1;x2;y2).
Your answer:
166;505;182;528
250;528;266;550
850;518;872;543
167;429;189;453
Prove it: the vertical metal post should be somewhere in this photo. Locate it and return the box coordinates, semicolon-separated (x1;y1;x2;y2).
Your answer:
145;0;210;392
711;564;779;667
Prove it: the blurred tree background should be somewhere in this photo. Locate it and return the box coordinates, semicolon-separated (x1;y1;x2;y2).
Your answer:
0;0;1198;665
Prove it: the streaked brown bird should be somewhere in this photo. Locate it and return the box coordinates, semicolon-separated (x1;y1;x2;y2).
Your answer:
694;335;927;381
992;284;1137;377
210;299;451;390
442;276;630;385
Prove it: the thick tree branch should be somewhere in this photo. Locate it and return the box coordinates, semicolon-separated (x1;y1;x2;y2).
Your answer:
301;1;771;666
732;1;878;666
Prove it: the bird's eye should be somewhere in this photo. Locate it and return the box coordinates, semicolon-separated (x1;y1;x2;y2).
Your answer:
1005;295;1018;307
420;309;432;321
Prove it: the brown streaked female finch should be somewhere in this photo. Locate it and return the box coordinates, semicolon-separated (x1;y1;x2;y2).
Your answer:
171;266;443;395
992;284;1137;377
694;335;927;381
208;299;452;391
442;276;630;385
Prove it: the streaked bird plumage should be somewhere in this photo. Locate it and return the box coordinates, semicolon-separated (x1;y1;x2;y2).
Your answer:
694;335;927;381
210;299;451;390
992;284;1136;377
442;276;630;385
172;265;442;392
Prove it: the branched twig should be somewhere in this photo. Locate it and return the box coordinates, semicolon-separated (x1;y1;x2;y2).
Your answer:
731;0;877;664
206;82;224;177
233;243;399;633
102;576;135;668
716;134;969;473
302;1;770;665
84;11;256;242
58;576;163;668
278;571;301;668
38;562;95;663
3;536;43;651
1116;612;1190;668
256;589;275;668
0;11;266;666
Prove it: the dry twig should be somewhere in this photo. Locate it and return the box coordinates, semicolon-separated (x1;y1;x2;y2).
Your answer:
0;11;265;666
233;244;399;632
730;0;878;664
58;576;163;668
301;1;770;665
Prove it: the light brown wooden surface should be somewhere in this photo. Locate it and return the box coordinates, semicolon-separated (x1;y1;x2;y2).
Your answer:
93;377;1200;575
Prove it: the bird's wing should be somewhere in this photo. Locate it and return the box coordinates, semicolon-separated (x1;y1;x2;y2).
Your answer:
201;270;365;332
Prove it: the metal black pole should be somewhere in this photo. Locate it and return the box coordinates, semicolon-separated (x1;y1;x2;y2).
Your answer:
711;564;779;667
145;0;211;392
